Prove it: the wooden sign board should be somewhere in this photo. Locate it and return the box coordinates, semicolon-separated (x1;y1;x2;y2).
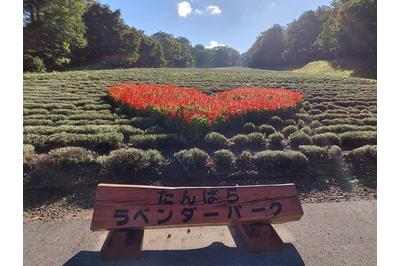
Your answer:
91;183;303;231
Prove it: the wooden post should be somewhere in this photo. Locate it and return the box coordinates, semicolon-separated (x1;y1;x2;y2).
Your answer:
100;229;144;260
229;223;284;252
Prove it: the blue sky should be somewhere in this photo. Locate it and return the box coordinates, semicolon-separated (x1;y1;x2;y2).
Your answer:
99;0;331;53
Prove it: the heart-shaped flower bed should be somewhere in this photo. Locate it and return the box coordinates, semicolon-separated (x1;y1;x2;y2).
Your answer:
108;83;304;123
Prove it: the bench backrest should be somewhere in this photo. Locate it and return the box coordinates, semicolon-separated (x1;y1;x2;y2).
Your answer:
90;183;303;231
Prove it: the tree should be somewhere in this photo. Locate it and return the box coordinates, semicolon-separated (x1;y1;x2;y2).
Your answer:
152;32;193;67
316;0;376;76
211;46;240;67
238;51;251;67
23;0;88;71
138;35;167;67
193;44;211;68
80;3;141;67
317;0;376;58
284;7;330;64
248;24;287;69
175;37;194;67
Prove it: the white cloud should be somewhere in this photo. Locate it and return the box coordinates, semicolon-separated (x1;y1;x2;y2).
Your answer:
177;1;192;17
205;40;226;49
207;5;222;15
194;9;203;15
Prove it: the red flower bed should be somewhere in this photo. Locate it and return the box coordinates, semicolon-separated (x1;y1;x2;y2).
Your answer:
108;83;304;123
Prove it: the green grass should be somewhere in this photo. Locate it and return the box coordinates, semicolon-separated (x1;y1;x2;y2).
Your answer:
23;67;377;186
293;60;353;78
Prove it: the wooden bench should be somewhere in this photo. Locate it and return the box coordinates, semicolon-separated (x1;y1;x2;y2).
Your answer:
90;183;304;260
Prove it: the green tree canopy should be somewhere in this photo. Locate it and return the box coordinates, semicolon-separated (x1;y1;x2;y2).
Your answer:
248;24;287;69
211;46;240;67
23;0;88;71
316;0;376;59
193;44;212;68
138;34;167;67
284;7;330;64
80;3;141;67
152;32;194;67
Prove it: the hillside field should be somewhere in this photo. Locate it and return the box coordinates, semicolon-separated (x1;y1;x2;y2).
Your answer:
23;68;377;195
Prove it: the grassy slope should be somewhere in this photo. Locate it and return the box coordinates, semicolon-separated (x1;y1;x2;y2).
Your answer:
293;60;354;78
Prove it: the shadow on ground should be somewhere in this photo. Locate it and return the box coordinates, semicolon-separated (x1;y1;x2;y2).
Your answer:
64;242;304;266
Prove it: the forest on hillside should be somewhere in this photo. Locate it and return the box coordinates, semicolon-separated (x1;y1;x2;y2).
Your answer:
23;0;376;77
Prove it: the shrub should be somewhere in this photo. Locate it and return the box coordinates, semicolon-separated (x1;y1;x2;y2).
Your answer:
204;132;229;147
295;113;310;122
131;117;156;129
314;125;376;134
24;54;46;72
24;108;49;115
288;132;312;148
312;104;328;111
213;149;236;171
297;119;305;128
269;116;284;129
23;125;143;136
144;149;165;168
268;132;284;146
299;145;328;160
68;112;114;120
299;145;342;162
308;109;323;115
302;101;311;110
321;118;361;126
25;133;123;151
282;125;298;137
118;125;144;136
312;133;341;146
144;125;165;134
101;148;163;177
362;117;377;126
329;145;342;158
258;124;275;136
313;113;347;121
284;119;297;126
24;134;47;149
23;144;35;160
247;133;265;147
231;134;249;146
347;145;377;178
237;151;253;168
23;144;37;184
310;120;322;128
339;131;377;149
46;147;98;170
129;134;185;149
45;132;124;151
253;150;308;174
242;122;257;133
299;145;342;171
25;147;100;186
174;148;210;171
24;119;54;126
300;126;312;135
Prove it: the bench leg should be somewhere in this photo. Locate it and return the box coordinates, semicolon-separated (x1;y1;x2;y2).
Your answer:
228;223;284;252
100;229;144;260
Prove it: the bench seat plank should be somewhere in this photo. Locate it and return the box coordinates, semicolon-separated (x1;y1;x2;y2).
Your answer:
91;183;303;231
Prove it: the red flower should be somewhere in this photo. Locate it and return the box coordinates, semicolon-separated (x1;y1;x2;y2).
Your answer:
108;83;304;123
